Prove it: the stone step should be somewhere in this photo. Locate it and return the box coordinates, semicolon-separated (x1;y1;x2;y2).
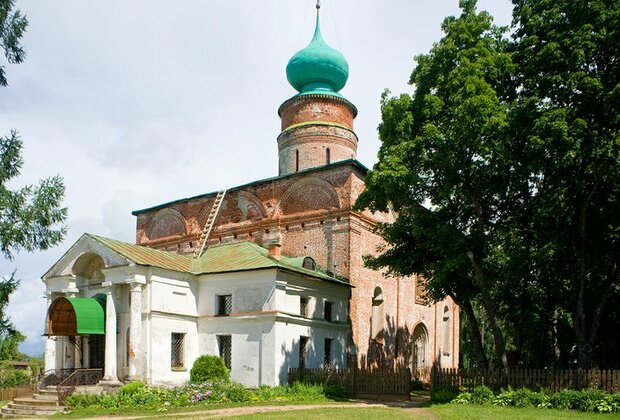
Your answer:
8;402;61;411
33;393;59;401
1;406;65;417
12;397;59;406
37;388;58;396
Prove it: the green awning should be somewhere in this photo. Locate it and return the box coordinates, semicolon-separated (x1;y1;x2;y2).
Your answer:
45;296;106;336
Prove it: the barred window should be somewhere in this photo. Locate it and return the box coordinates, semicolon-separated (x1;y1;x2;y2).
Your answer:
324;338;333;366
300;297;308;318
299;336;308;369
218;294;232;316
324;301;333;322
171;333;185;368
218;335;232;369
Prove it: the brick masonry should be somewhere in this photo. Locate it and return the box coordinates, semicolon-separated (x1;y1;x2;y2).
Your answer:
133;91;459;374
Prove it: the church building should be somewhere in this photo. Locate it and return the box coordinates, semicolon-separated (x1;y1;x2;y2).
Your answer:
41;5;459;388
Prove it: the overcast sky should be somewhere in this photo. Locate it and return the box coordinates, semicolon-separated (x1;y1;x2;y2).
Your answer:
1;1;512;357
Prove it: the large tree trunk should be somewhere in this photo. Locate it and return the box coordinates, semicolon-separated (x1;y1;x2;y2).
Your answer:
469;252;509;370
457;296;489;369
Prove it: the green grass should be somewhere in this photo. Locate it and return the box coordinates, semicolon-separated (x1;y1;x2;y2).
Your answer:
431;403;620;419
228;407;419;419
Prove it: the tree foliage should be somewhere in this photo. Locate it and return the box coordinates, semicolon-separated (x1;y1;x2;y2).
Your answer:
356;0;620;368
0;0;67;357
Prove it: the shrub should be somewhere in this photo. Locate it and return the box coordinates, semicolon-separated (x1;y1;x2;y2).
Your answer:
118;381;160;407
190;355;229;383
431;386;459;404
0;362;30;388
65;393;118;409
550;389;581;410
470;386;494;404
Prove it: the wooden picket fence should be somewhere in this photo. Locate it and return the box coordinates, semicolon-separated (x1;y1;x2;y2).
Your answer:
0;383;38;401
289;366;411;401
432;367;620;393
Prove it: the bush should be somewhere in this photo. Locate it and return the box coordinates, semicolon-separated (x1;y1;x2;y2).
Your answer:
190;355;229;383
431;386;459;404
118;381;160;407
65;393;118;409
470;385;494;404
549;389;581;410
0;361;30;388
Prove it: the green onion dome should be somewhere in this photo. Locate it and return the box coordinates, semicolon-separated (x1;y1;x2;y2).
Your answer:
286;11;349;95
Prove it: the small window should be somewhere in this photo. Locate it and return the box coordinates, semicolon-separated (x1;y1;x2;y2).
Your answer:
299;336;309;369
324;301;333;322
326;148;331;164
171;332;185;368
218;335;232;369
217;294;232;316
300;297;308;318
302;257;316;271
295;150;299;172
324;338;333;366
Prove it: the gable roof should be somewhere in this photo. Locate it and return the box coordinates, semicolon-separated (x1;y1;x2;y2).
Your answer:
86;234;350;286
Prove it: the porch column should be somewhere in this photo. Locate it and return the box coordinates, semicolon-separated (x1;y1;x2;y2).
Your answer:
102;289;120;383
128;283;143;380
74;337;82;369
44;296;56;372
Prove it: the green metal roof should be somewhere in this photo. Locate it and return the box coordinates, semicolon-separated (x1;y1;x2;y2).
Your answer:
131;159;368;215
87;234;350;286
70;296;105;335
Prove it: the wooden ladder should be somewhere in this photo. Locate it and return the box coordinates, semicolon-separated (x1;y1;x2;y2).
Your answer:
193;189;227;259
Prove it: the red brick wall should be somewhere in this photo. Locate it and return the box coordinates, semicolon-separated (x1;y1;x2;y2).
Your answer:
135;162;459;370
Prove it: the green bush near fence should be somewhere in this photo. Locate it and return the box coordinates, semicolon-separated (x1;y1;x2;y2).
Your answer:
445;385;620;413
64;380;346;413
0;361;30;389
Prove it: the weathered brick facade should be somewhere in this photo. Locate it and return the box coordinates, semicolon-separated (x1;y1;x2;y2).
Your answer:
132;46;459;375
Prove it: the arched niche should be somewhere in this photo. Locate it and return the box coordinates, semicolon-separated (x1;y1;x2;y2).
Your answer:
146;208;187;240
370;287;384;341
277;177;340;216
411;323;429;375
72;253;105;285
197;190;266;227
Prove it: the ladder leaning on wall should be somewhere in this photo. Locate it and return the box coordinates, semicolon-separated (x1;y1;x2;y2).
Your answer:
193;188;227;259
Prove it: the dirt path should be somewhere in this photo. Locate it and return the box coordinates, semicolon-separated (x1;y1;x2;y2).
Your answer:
79;396;436;419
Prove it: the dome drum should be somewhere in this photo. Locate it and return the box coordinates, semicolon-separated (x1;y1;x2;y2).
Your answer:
279;94;357;131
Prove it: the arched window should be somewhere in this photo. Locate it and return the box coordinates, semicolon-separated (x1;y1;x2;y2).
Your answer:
371;287;384;341
295;150;299;172
442;306;451;355
326;148;331;164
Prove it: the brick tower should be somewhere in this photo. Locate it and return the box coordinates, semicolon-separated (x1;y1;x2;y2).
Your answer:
278;6;358;175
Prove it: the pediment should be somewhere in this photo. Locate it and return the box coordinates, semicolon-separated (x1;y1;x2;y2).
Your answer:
42;234;131;280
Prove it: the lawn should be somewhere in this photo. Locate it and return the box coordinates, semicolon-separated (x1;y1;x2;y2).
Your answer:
231;407;418;419
431;404;620;419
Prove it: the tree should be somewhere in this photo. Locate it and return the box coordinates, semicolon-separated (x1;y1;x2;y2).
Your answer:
0;0;67;357
357;0;620;369
355;0;514;369
510;0;620;368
